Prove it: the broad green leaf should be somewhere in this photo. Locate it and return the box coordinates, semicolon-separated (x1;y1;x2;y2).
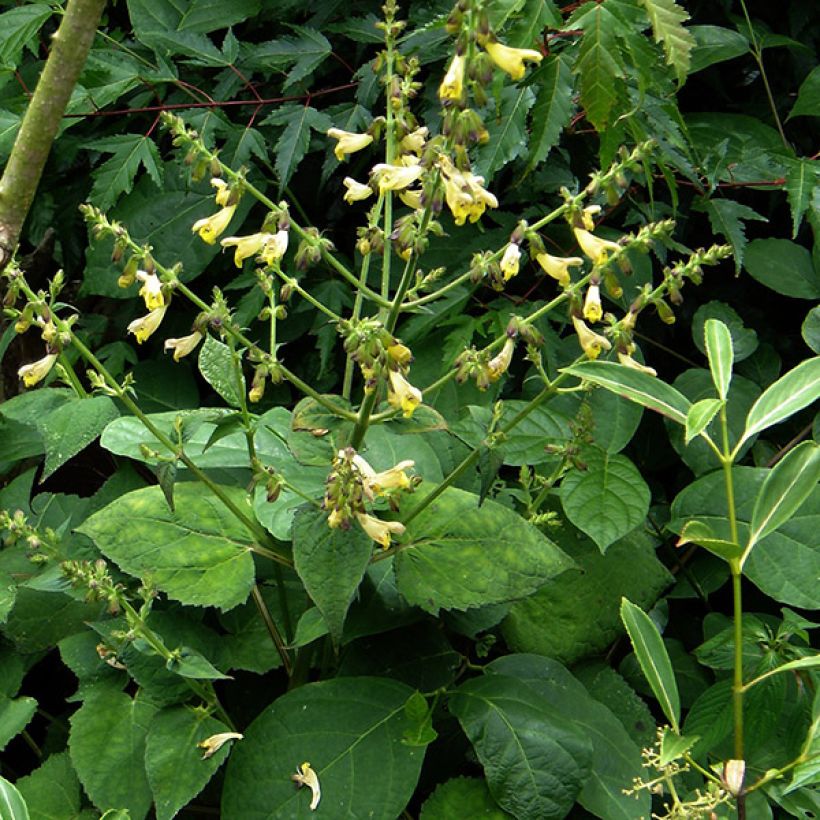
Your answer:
77;484;256;611
561;446;650;552
87;135;163;211
166;646;230;680
803;306;820;354
145;707;233;820
587;385;644;454
38;396;120;480
562;360;691;424
689;25;749;73
175;0;261;32
292;506;373;647
784;158;820;238
638;0;695;84
503;530;672;664
0;776;29;820
474;86;535;180
198;335;243;408
693;301;758;363
785;687;820;794
525;56;573;172
694;198;766;273
741;357;820;445
16;752;83;820
685;398;723;443
420;777;510;819
221;677;424;819
0;695;36;751
682;679;733;757
0;570;15;625
0;4;52;70
789;65;820;119
676;519;742;562
748;441;820;551
744;238;820;299
488;655;649;820
449;674;592;819
396;486;573;614
620;598;680;731
0;388;73;462
254;466;326;541
69;689;158;820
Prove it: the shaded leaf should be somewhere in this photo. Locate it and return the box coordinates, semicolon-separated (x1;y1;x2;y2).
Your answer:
87;135;163;211
638;0;695;84
744;238;820;299
694;198;766;273
525;56;573;172
198;335;243;408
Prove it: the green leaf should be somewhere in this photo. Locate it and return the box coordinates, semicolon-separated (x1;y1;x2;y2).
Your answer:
744;238;820;299
685;398;724;443
198;335;243;408
0;388;73;462
272;105;315;193
0;4;52;71
77;484;256;611
250;27;332;91
587;384;644;454
562;360;692;424
87;135;163;211
291;506;373;647
789;65;820;119
145;707;233;820
175;0;261;32
748;441;820;551
638;0;695;84
222;677;424;819
449;674;592;819
0;776;29;820
524;56;573;172
741;356;820;445
620;598;680;732
693;301;758;363
488;655;650;819
784;159;820;238
694;198;766;273
16;752;83;820
803;306;820;354
0;695;36;751
676;520;742;562
474;85;535;180
786;687;820;794
561;446;650;552
69;689;158;820
38;396;120;480
658;728;698;765
166;646;230;680
689;25;749;73
503;530;673;664
396;485;573;614
420;777;510;819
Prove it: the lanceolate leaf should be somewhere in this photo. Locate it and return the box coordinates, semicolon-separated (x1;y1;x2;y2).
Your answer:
704;318;734;400
685;398;723;443
87;135;164;211
694;198;766;273
638;0;695;84
525;56;574;172
0;776;29;820
784;158;820;238
474;86;535;180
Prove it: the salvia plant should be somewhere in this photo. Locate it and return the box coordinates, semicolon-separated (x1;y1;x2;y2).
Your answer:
0;0;817;818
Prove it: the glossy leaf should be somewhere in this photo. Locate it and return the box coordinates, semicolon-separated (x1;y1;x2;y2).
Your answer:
198;335;244;408
789;65;820;119
620;598;680;732
0;776;29;820
704;318;734;400
685;398;723;444
744;238;820;299
676;519;742;562
689;25;748;72
693;301;757;363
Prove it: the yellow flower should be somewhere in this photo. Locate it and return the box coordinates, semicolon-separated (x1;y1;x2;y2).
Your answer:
327;128;373;162
127;305;168;344
192;204;237;244
400;127;429;154
387;343;413;367
500;243;521;281
583;283;603;323
399;188;423;210
210;177;231;207
327;507;346;529
438;157;498;225
350;452;415;498
572;316;611;359
260;230;289;265
581;205;601;231
439;54;465;101
485;40;543;81
135;270;164;310
164;330;204;361
573;228;621;265
535;252;583;287
387;369;423;417
18;352;58;387
197;732;243;760
221;232;272;268
371;163;423;193
291;762;321;811
355;511;406;549
343;177;374;204
617;352;657;376
487;336;515;381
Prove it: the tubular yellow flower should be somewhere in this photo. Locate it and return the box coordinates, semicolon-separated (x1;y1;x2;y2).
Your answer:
198;732;243;760
291;762;321;811
210;177;231;207
260;230;289;265
387;369;423;417
439;54;465;101
387;343;413;367
617;352;657;376
487;336;515;381
500;243;521;281
438;157;498;225
327;128;373;162
343;177;374;204
135;270;165;311
351;453;415;498
192;204;237;245
400;127;429;154
572;316;611;359
371;163;423;193
399;188;423;210
327;507;346;529
355;511;406;549
221;232;271;268
18;352;58;387
583;283;603;323
581;205;601;231
573;228;621;265
164;330;204;361
127;304;168;344
535;252;583;287
484;40;543;81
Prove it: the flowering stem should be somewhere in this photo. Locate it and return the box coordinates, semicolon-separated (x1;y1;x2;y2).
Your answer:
57;352;88;398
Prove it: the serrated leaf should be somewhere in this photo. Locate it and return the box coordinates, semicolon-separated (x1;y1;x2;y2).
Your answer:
274;105;313;193
525;56;573;172
685;398;723;443
0;5;52;71
88;135;164;211
16;752;83;820
251;27;331;91
0;695;36;751
784;159;820;238
474;86;535;180
638;0;695;84
694;198;766;273
198;335;243;408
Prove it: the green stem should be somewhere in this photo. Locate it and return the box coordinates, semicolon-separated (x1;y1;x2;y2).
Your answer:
57;351;88;397
731;564;745;761
251;584;292;676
